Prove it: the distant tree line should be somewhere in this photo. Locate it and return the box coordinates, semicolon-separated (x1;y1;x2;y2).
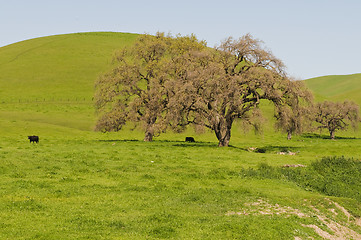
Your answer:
94;33;359;146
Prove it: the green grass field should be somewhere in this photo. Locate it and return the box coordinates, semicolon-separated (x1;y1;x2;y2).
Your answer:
305;73;361;103
0;32;138;101
1;32;361;239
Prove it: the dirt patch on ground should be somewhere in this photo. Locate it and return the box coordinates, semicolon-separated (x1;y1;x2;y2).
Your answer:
226;199;307;218
226;198;361;239
282;164;306;168
303;199;361;240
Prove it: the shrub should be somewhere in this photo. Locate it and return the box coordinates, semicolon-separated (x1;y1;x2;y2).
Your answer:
241;156;361;201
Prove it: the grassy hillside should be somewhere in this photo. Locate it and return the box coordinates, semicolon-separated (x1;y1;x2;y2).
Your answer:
305;73;361;103
0;32;138;101
1;33;361;239
0;32;138;132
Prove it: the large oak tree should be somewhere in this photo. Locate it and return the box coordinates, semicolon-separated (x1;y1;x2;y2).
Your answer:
96;33;302;146
94;33;206;141
168;34;295;146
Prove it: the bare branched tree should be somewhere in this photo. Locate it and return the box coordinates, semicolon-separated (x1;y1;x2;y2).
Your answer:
314;100;359;139
95;33;307;146
274;80;314;140
94;33;206;141
168;34;294;146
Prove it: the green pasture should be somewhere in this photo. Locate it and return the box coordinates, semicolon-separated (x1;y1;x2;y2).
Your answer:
2;99;361;238
305;73;361;103
2;123;361;239
1;32;361;239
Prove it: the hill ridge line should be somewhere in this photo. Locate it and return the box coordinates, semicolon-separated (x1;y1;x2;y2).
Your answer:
0;37;69;67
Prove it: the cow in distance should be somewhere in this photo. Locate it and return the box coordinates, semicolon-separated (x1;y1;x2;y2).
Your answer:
28;136;39;143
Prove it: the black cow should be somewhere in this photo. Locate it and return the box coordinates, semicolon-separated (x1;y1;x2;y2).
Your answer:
28;135;39;143
185;137;195;142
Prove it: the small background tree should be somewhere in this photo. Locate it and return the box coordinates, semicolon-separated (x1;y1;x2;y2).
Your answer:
274;80;313;140
314;100;359;139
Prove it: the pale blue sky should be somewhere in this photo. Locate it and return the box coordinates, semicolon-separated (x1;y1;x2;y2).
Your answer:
1;0;360;79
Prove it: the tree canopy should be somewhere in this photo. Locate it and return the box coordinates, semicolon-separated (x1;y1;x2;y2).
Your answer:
94;33;206;141
274;80;313;140
167;34;296;146
314;100;359;139
95;33;307;146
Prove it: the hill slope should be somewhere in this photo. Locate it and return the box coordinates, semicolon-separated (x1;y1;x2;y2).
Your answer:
0;32;138;132
1;33;360;136
305;73;361;103
2;32;360;110
0;32;138;101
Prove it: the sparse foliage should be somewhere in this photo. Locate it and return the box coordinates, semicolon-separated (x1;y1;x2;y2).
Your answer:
94;33;169;141
168;34;295;146
94;33;206;141
95;33;305;146
314;100;359;139
274;80;314;140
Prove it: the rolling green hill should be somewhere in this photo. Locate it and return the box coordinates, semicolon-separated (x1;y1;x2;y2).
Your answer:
0;32;138;101
2;32;360;134
2;33;361;239
305;73;361;103
0;32;138;133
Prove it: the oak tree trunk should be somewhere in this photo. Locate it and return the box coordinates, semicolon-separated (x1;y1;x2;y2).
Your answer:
144;122;155;142
330;130;335;140
144;115;157;142
214;118;232;147
287;132;292;140
144;131;153;142
218;134;230;147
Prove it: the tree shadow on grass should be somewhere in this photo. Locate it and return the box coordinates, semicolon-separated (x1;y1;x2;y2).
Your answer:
96;139;249;150
302;133;358;140
94;139;299;152
251;145;303;154
95;139;306;154
171;143;303;153
172;141;219;149
97;139;216;145
96;139;218;147
96;139;140;142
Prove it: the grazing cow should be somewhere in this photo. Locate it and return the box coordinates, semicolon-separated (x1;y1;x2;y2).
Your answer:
28;135;39;143
185;137;195;142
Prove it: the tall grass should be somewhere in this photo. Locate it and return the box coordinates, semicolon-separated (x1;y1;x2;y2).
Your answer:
242;156;361;209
